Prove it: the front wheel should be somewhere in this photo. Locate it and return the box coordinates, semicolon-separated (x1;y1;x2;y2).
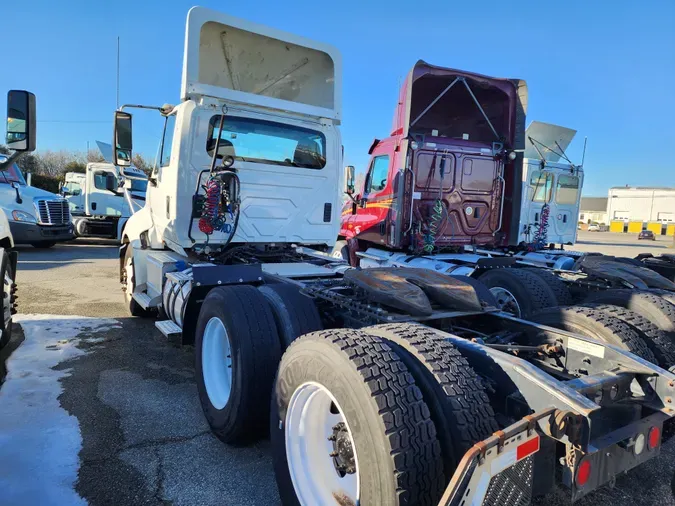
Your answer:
0;251;15;349
121;246;150;317
31;241;56;249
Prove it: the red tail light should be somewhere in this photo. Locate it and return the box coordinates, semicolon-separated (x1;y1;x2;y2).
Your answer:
648;426;660;450
576;459;592;487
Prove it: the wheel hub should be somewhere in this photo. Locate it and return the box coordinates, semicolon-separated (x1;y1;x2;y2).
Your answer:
328;421;356;476
489;286;522;317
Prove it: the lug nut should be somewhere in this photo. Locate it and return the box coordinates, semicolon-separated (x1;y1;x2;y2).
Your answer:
329;451;338;457
327;435;336;441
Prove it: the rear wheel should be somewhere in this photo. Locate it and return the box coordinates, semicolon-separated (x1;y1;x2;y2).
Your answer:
272;329;444;506
478;268;558;318
365;322;498;478
531;306;657;363
584;289;675;334
258;283;322;350
195;285;281;443
582;303;675;368
522;268;573;306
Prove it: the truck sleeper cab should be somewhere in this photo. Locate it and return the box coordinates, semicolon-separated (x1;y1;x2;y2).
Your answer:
112;8;675;506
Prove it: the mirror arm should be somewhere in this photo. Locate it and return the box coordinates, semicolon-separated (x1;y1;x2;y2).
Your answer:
0;150;23;173
344;192;358;204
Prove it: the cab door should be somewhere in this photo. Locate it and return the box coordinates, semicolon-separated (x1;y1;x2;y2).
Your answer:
550;172;582;244
85;164;123;217
351;141;395;245
522;168;554;243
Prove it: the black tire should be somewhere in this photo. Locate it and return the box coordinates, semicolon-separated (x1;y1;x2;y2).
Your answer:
31;241;56;248
582;303;675;368
478;268;558;318
258;283;323;350
272;329;444;506
195;285;281;443
0;252;15;349
122;246;151;317
522;268;573;306
365;322;498;478
331;239;349;261
450;275;499;308
584;289;675;334
531;306;657;363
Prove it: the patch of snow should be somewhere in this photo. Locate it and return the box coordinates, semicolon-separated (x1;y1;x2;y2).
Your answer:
0;315;120;506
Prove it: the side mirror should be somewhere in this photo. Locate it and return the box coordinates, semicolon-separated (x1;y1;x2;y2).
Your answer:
113;111;133;167
61;186;71;196
345;165;355;195
105;173;118;193
6;90;37;152
206;137;235;159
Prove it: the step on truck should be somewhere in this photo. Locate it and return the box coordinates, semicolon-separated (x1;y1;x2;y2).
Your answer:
0;90;38;349
62;162;147;241
335;61;675;351
113;7;675;505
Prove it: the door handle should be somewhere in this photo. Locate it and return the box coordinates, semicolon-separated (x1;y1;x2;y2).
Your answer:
92;202;97;211
379;222;386;236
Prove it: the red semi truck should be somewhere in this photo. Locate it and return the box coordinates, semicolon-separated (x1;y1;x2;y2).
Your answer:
337;61;675;334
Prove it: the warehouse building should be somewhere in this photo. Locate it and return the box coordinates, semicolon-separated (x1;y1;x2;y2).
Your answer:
579;197;608;226
607;186;675;235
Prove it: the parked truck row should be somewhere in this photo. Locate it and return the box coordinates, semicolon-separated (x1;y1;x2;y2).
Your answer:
107;7;674;506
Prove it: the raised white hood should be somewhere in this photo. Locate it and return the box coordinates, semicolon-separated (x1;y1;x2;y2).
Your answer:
181;7;342;122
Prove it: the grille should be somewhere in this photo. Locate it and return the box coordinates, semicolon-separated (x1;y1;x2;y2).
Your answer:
36;199;70;225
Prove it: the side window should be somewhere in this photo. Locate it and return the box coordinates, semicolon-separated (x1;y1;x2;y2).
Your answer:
93;173;108;190
556;175;580;205
365;155;390;193
160;115;177;168
530;171;553;202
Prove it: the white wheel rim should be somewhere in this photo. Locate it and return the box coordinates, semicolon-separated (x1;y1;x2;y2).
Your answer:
489;286;522;317
285;382;359;505
201;317;233;410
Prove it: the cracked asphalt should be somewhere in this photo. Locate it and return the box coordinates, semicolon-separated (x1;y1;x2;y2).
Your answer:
3;239;674;505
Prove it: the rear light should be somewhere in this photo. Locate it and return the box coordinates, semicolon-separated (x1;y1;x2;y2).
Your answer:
648;426;660;450
634;433;646;455
576;459;592;487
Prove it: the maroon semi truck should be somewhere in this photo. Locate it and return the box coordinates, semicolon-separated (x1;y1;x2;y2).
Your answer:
340;60;527;252
338;60;675;327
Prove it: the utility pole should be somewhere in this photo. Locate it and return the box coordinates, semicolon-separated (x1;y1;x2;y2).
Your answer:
116;36;120;110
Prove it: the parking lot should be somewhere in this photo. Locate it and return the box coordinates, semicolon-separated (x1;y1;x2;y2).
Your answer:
575;230;673;258
0;238;673;506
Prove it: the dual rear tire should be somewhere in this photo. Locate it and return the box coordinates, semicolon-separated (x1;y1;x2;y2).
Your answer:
193;283;497;505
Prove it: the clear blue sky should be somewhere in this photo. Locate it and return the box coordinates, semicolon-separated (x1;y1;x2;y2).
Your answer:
2;0;674;196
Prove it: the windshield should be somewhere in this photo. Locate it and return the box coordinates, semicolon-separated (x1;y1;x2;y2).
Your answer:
0;155;28;185
129;179;148;192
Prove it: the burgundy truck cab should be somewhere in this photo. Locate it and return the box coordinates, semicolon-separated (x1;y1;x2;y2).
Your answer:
341;61;527;254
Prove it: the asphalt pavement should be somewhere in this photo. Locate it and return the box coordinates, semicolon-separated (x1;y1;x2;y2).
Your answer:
0;238;673;505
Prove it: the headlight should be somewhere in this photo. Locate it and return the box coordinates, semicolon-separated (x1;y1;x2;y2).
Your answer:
507;151;517;161
410;141;419;150
12;210;37;223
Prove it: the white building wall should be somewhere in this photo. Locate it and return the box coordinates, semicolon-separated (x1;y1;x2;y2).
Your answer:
607;188;675;222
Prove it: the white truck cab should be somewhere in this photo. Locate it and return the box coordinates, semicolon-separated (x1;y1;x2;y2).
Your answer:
0;154;73;248
517;121;583;247
62;163;147;240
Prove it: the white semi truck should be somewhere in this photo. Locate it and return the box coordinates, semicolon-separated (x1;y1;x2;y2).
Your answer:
62;163;147;240
112;8;675;506
0;90;39;349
